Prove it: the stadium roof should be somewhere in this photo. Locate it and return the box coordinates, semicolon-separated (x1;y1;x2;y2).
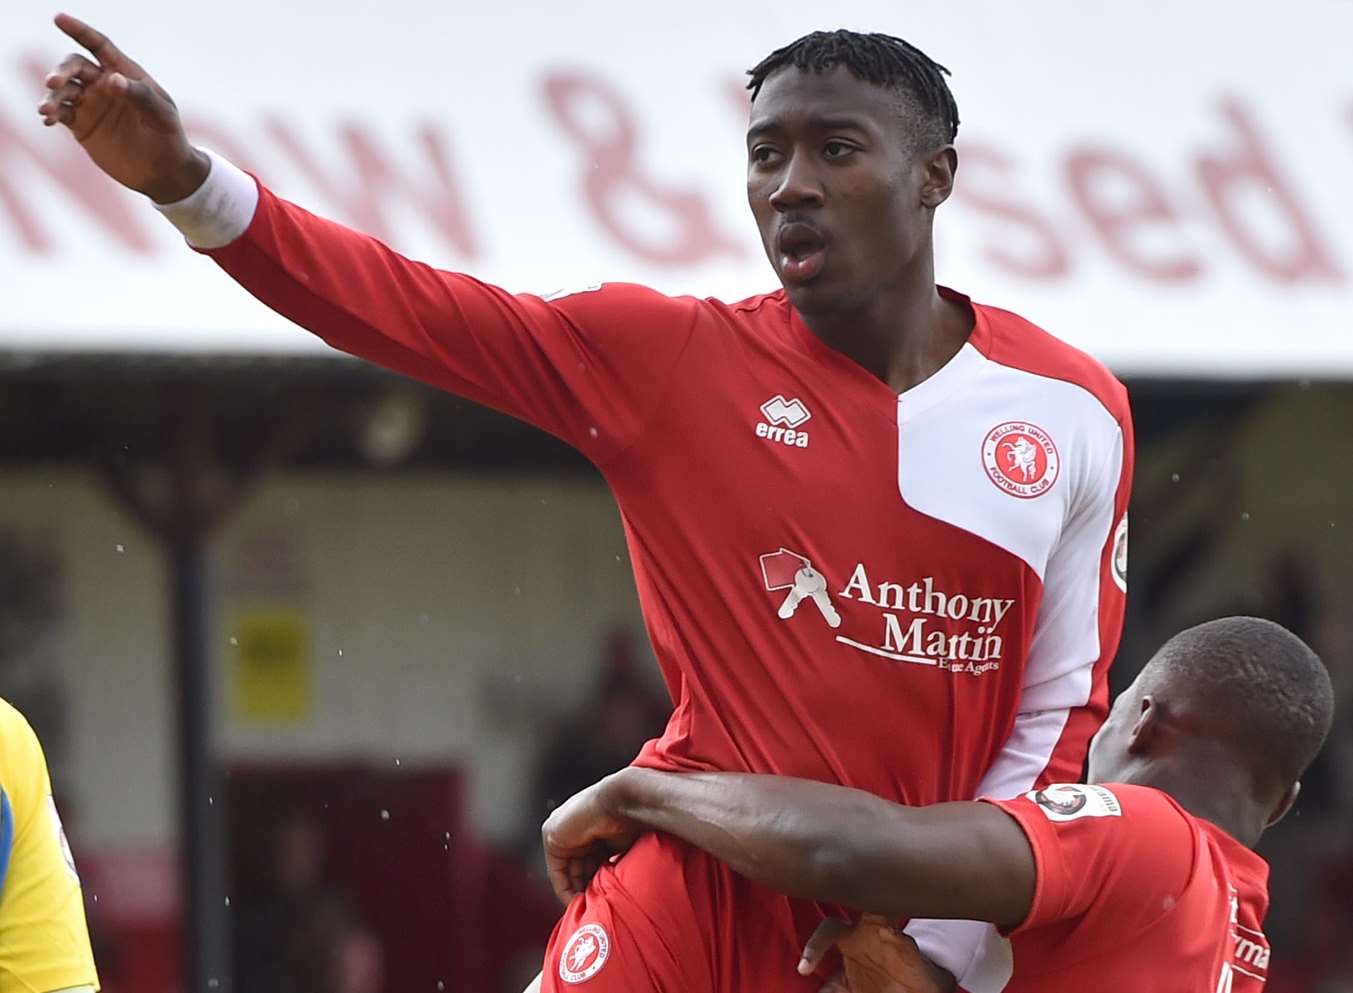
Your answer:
0;351;590;473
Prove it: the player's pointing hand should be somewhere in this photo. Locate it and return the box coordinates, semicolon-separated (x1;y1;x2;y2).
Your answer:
37;13;209;203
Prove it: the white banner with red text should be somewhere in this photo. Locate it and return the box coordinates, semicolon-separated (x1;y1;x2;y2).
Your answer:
2;0;1351;377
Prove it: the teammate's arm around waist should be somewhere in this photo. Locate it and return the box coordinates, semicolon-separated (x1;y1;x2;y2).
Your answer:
543;768;1036;931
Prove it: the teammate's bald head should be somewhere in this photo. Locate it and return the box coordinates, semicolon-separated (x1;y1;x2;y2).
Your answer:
1137;617;1333;795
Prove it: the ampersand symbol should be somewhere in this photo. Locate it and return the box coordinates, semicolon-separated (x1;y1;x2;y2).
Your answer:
543;71;743;266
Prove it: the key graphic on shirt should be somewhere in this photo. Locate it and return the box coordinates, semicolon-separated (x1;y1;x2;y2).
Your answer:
759;548;842;629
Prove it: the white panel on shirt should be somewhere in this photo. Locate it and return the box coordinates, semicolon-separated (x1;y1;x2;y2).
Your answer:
1014;423;1123;714
895;343;1121;582
899;343;1125;993
904;918;1013;993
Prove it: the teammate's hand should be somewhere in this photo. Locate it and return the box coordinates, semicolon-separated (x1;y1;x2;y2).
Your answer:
541;774;643;905
37;13;209;203
799;915;956;993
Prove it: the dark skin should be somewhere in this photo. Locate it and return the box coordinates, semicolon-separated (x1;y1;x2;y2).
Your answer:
747;65;972;393
38;17;969;394
36;14;210;204
543;664;1302;991
1085;669;1299;848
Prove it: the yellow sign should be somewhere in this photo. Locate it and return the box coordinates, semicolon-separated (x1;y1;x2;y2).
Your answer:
229;606;313;724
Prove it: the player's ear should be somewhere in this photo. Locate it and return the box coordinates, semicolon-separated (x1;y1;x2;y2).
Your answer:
919;145;957;209
1125;695;1160;756
1266;781;1301;827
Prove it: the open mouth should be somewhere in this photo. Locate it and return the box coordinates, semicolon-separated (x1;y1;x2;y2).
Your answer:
776;223;827;285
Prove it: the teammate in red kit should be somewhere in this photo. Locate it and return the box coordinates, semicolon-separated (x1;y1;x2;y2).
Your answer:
544;617;1335;992
39;19;1133;993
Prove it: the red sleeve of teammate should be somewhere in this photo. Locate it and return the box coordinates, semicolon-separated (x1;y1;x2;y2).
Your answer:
207;185;700;464
986;783;1194;938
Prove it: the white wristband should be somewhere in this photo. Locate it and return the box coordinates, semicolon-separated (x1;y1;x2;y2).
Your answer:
153;147;259;249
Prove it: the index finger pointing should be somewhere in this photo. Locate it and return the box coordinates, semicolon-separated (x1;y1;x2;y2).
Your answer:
53;13;135;73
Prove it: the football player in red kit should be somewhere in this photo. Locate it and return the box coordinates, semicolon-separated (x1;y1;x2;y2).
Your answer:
40;20;1132;993
544;617;1334;993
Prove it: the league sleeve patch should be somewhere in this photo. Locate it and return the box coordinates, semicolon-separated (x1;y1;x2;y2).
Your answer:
1111;514;1128;593
1027;784;1122;822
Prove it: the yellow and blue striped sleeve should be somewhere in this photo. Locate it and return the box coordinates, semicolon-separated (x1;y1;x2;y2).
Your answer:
0;699;99;993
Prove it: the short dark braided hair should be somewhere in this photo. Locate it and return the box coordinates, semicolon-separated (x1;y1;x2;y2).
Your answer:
746;30;960;153
1145;617;1334;794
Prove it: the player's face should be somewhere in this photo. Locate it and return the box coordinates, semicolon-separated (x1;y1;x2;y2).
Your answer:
746;66;951;315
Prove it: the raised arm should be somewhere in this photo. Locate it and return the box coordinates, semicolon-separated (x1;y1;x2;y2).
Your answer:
38;16;699;463
542;768;1035;932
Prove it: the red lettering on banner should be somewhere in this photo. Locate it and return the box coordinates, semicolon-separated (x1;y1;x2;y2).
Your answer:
543;70;743;265
0;53;156;254
1066;147;1202;281
263;119;480;258
182;117;257;177
1195;98;1343;284
950;143;1069;279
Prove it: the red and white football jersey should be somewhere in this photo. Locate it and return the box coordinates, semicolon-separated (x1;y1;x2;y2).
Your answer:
989;783;1271;992
164;153;1134;993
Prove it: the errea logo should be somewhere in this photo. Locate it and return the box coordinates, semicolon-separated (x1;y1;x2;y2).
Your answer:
756;395;811;448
